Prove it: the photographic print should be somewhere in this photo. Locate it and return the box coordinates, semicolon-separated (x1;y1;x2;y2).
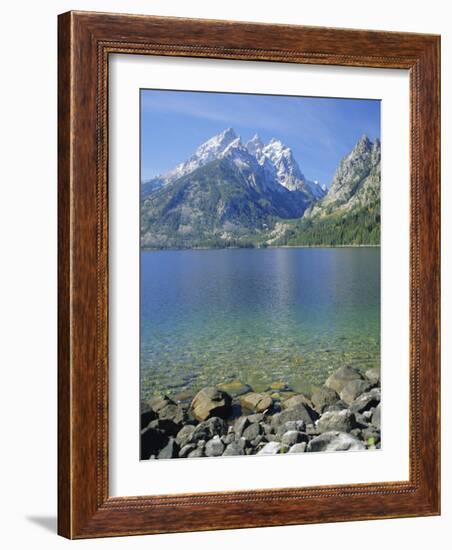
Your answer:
140;90;381;460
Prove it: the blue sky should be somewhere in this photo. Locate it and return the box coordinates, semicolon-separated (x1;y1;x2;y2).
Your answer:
140;89;380;187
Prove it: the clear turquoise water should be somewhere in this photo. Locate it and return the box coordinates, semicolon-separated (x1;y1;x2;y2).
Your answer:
140;247;380;400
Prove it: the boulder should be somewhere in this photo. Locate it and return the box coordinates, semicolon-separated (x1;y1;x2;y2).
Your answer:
147;395;187;434
191;417;226;443
365;367;381;385
307;431;366;452
257;441;282;455
324;366;364;394
217;380;252;398
316;409;356;433
288;442;307;453
340;379;374;405
281;394;312;410
234;416;249;438
372;403;381;430
242;423;262;441
191;387;232;421
281;430;306;447
187;447;204;458
273;403;318;428
223;442;245;456
324;400;349;413
240;392;273;413
276;420;306;437
178;443;196;458
140;426;169;459
176;424;196;448
247;413;265;424
349;388;381;415
157;437;179;459
310;387;339;413
205;436;225;457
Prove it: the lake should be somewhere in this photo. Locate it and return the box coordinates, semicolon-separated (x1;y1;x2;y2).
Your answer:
140;247;380;400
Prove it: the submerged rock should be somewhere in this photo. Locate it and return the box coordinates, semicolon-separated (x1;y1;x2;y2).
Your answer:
217;380;252;398
191;387;232;421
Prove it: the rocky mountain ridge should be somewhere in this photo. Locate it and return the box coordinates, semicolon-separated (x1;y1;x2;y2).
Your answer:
141;129;380;249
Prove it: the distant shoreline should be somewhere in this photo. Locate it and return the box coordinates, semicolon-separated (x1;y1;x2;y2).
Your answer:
141;244;381;252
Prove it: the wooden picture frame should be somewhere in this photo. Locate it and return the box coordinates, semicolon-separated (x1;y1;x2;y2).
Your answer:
58;11;440;539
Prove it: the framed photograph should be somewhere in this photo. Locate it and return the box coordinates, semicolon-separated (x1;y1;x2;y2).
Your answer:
58;11;440;538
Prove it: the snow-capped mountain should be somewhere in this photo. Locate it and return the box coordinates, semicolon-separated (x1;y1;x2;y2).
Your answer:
142;128;326;201
140;129;380;249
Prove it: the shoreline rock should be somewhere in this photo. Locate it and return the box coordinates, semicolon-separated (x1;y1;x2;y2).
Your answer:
141;365;381;460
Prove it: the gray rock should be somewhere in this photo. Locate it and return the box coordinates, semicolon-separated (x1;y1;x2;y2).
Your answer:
205;436;225;457
278;420;305;436
340;379;374;405
262;423;274;435
273;403;317;428
176;424;196;447
316;409;356;433
307;431;366;452
281;430;305;447
257;441;282;455
197;439;206;449
372;403;381;430
242;422;262;441
191;417;226;443
247;413;265;424
179;443;196;458
222;433;235;445
251;435;264;447
281;394;312;410
223;442;245;456
288;442;307;453
365;367;380;385
191;387;232;421
325;400;349;413
240;392;273;413
187;447;204;458
234;416;249;438
349;388;381;415
147;395;187;435
325;366;364;394
265;434;278;442
310;387;339;413
157;437;179;459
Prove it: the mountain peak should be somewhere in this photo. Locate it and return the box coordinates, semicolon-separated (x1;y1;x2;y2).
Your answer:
246;134;264;155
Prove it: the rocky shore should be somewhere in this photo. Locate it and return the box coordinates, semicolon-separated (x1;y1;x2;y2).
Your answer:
141;365;381;459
